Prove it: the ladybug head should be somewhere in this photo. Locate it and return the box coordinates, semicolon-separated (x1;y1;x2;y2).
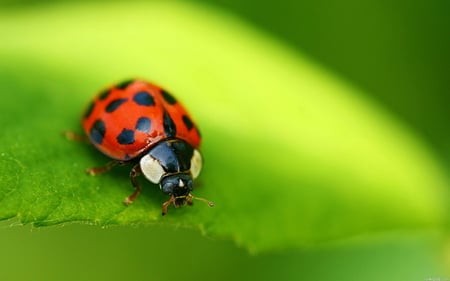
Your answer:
161;173;193;205
160;173;214;215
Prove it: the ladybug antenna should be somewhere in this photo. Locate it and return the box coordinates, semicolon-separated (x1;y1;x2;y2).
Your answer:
188;194;215;207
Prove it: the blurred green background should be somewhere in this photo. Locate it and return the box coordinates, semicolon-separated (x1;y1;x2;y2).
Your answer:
0;0;449;280
204;0;449;167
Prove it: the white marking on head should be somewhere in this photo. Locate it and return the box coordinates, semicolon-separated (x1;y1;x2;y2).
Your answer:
140;154;165;184
178;179;184;187
190;149;202;179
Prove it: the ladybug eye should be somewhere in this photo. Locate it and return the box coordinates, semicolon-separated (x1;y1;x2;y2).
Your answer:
162;182;175;194
190;149;202;179
140;154;165;184
187;179;193;190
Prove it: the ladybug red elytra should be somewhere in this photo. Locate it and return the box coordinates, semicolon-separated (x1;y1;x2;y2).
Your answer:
71;79;213;215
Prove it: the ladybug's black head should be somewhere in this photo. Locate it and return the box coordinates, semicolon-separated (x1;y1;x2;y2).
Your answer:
160;173;214;215
161;173;193;204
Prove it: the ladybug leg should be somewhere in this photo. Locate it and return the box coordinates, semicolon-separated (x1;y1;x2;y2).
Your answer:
124;164;142;205
63;131;90;143
86;160;126;176
161;196;175;216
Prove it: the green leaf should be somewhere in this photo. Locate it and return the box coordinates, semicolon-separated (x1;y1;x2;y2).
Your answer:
0;2;448;253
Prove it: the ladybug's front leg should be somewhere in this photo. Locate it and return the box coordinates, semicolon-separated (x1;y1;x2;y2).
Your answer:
123;164;142;205
86;160;126;176
63;131;90;143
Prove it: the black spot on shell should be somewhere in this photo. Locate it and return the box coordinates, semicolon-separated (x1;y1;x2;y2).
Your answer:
105;98;128;113
182;115;194;130
117;129;135;145
90;119;106;144
135;117;151;133
83;102;95;119
163;112;177;138
133;91;155;106
98;88;111;100
116;80;134;89
161;89;177;105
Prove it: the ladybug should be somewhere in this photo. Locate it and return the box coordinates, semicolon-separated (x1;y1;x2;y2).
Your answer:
75;79;213;215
